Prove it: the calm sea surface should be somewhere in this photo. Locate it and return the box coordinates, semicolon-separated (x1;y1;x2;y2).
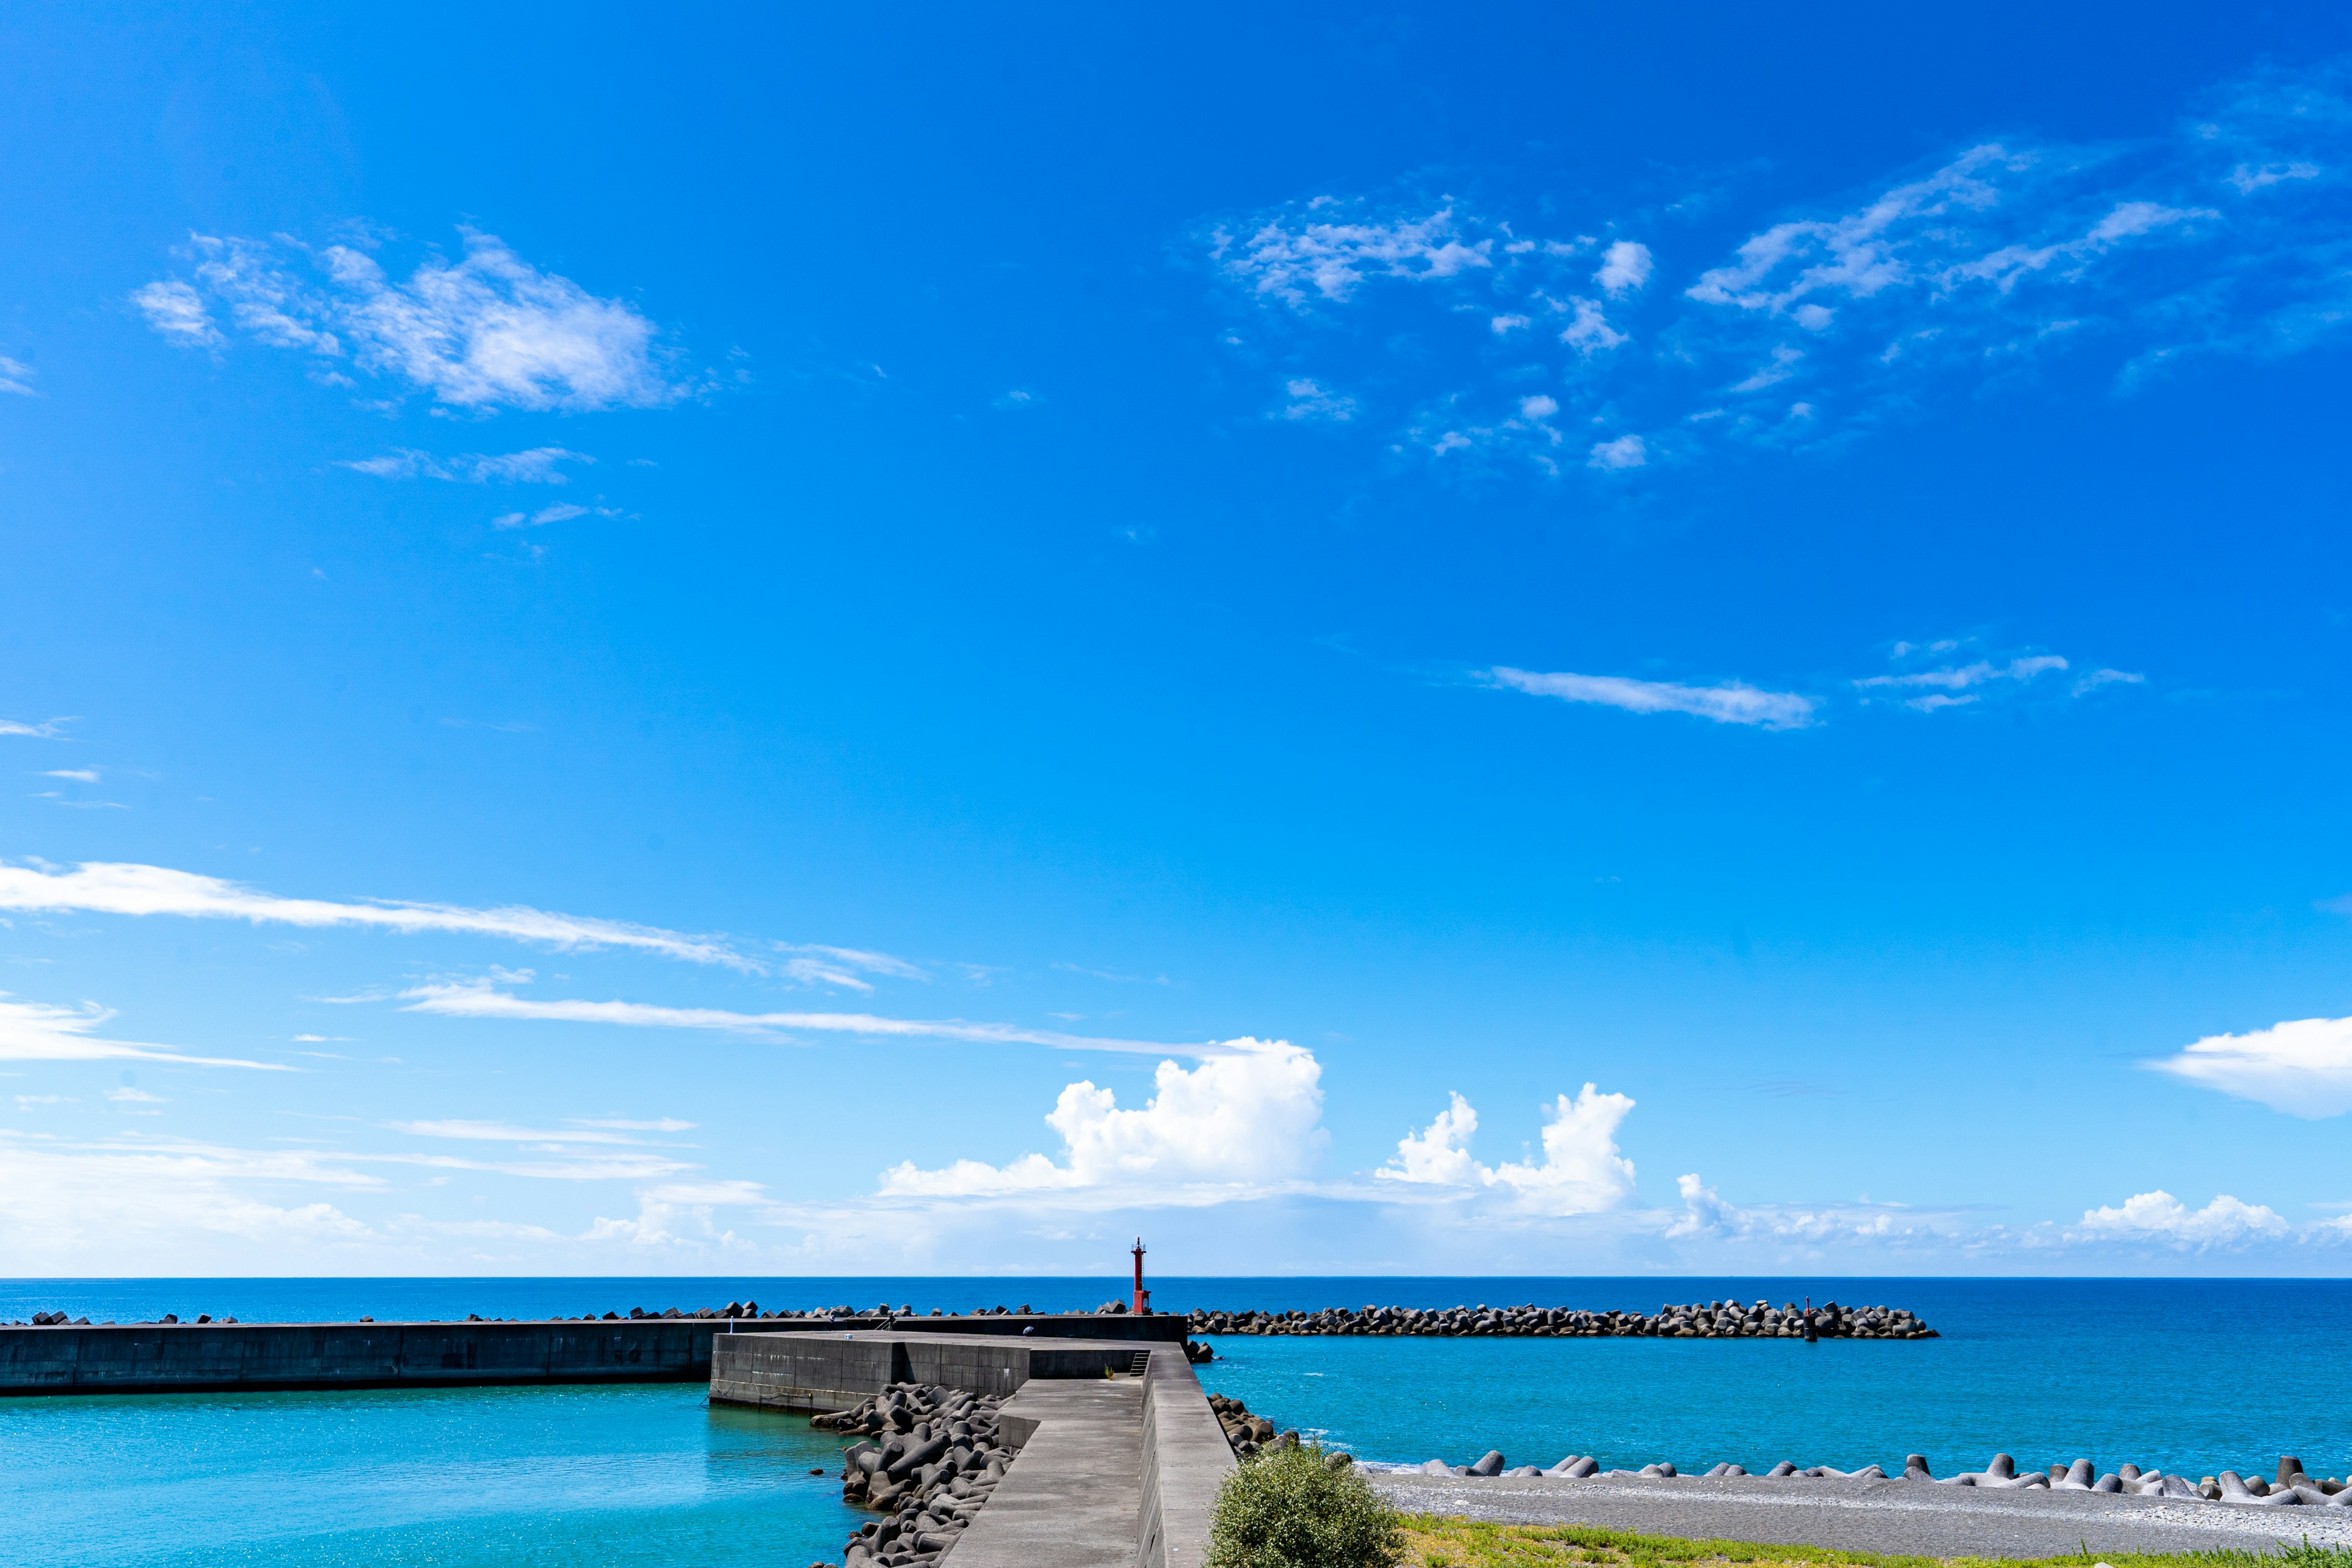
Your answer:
6;1277;2350;1566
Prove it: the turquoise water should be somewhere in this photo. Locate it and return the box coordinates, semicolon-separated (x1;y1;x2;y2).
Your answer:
0;1382;858;1567
1189;1278;2352;1479
9;1276;2352;1562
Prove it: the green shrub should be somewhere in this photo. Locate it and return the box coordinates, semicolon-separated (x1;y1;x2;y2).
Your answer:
1206;1442;1406;1568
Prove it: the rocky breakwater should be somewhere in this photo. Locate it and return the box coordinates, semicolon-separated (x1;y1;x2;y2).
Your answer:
1392;1449;2352;1507
1206;1392;1298;1457
1186;1298;1934;1339
817;1382;1020;1568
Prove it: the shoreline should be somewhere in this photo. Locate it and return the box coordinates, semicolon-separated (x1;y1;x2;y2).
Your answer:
1371;1472;2352;1557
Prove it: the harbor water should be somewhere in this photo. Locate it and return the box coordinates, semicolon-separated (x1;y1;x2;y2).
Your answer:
6;1277;2350;1565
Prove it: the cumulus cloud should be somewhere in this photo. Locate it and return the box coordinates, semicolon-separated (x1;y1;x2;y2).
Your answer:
1594;241;1654;295
2146;1015;2352;1117
398;974;1208;1057
0;858;751;970
2070;1190;2293;1246
1487;665;1816;729
0;994;285;1069
340;447;592;484
1378;1084;1638;1216
136;229;688;411
1586;434;1646;469
878;1040;1326;1202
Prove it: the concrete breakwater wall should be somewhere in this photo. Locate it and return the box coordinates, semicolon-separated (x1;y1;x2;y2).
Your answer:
1;1311;1184;1396
1187;1297;1934;1340
0;1317;719;1395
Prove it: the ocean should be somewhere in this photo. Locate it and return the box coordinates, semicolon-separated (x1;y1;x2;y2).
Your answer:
6;1276;2350;1566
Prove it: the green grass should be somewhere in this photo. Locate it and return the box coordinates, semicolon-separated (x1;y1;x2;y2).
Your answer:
1397;1514;2352;1568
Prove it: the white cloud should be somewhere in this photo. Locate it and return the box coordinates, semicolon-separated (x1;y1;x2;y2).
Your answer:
41;769;99;783
0;1134;380;1265
1664;1172;1953;1245
1488;665;1816;729
0;354;34;396
1594;241;1653;294
386;1118;672;1147
1212;203;1494;307
105;1087;168;1104
1378;1085;1638;1216
1558;296;1627;353
504;503;588;527
0;858;751;970
1586;434;1647;470
1518;394;1559;420
0;993;287;1069
1382;1090;1483;1185
2071;1189;2292;1246
1854;650;2099;711
340;447;592;484
2229;160;2321;193
1730;345;1803;392
1217;60;2352;478
138;229;687;411
1276;377;1358;422
877;1039;1326;1201
2146;1015;2352;1117
130;280;220;347
775;943;926;992
0;718;69;739
398;974;1212;1057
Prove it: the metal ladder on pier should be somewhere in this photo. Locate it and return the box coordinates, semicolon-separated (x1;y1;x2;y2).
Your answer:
1128;1349;1150;1377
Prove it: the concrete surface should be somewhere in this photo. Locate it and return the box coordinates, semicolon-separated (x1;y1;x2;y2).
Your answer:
1371;1471;2352;1558
957;1378;1147;1568
0;1312;1186;1397
0;1317;716;1395
709;1331;1152;1416
1137;1346;1237;1568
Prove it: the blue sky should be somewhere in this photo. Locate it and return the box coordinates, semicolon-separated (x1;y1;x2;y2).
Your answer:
4;2;2351;1277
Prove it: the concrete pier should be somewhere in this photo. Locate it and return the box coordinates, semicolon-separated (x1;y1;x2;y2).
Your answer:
714;1330;1234;1568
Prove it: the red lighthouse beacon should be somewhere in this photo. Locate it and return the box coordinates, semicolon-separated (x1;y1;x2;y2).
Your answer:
1131;1236;1150;1316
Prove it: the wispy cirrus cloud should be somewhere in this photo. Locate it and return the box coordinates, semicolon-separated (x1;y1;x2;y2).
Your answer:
0;718;70;739
0;354;34;397
1485;666;1818;729
386;1118;684;1147
396;973;1216;1057
0;859;752;970
135;228;693;412
340;447;593;484
1208;58;2352;477
1484;638;2139;732
0;994;286;1069
776;943;927;992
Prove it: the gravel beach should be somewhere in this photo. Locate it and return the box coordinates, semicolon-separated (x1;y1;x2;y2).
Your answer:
1371;1472;2352;1558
